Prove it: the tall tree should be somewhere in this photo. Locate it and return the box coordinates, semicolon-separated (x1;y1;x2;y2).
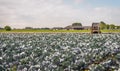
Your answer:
100;21;106;30
72;22;82;26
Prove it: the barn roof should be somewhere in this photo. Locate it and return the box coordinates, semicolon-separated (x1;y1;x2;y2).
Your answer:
92;23;100;26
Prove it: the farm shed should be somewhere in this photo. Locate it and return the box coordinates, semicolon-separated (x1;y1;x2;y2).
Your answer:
91;23;101;33
64;25;91;30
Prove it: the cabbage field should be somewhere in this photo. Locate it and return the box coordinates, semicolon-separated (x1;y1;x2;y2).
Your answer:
0;33;120;71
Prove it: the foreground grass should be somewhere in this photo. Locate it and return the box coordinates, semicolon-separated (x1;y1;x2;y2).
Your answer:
101;29;120;33
0;29;91;33
0;29;120;33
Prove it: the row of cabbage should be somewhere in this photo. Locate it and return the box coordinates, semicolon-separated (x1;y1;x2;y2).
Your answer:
0;33;120;71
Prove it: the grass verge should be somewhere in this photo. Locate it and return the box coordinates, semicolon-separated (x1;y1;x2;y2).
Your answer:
0;29;120;33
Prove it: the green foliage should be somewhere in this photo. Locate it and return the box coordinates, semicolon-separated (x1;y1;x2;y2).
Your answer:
115;26;119;29
94;65;105;71
100;21;106;30
72;22;82;26
99;21;119;30
109;24;115;29
115;54;120;61
118;26;120;29
21;59;27;65
10;65;17;71
106;24;109;29
100;21;106;25
4;26;12;31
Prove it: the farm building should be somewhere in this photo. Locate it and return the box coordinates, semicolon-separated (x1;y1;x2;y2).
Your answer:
72;26;84;30
52;27;64;30
64;25;91;30
82;26;91;30
91;23;101;33
0;27;3;29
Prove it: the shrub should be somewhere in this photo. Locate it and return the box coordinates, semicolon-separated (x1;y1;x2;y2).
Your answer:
4;26;12;31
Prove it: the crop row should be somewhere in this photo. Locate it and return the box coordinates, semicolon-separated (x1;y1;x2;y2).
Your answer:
0;33;120;71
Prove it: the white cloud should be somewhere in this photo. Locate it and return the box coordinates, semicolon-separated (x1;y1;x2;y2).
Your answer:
0;0;120;28
73;0;84;4
92;7;120;24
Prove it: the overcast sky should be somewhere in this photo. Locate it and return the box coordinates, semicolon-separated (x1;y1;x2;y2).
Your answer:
0;0;120;28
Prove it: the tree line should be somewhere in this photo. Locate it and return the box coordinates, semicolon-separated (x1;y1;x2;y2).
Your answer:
100;21;120;30
1;22;120;31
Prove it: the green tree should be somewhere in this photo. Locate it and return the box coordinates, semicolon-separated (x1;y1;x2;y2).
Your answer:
119;26;120;29
100;21;106;30
109;24;115;29
106;24;109;29
4;26;11;31
72;22;82;26
116;26;120;29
